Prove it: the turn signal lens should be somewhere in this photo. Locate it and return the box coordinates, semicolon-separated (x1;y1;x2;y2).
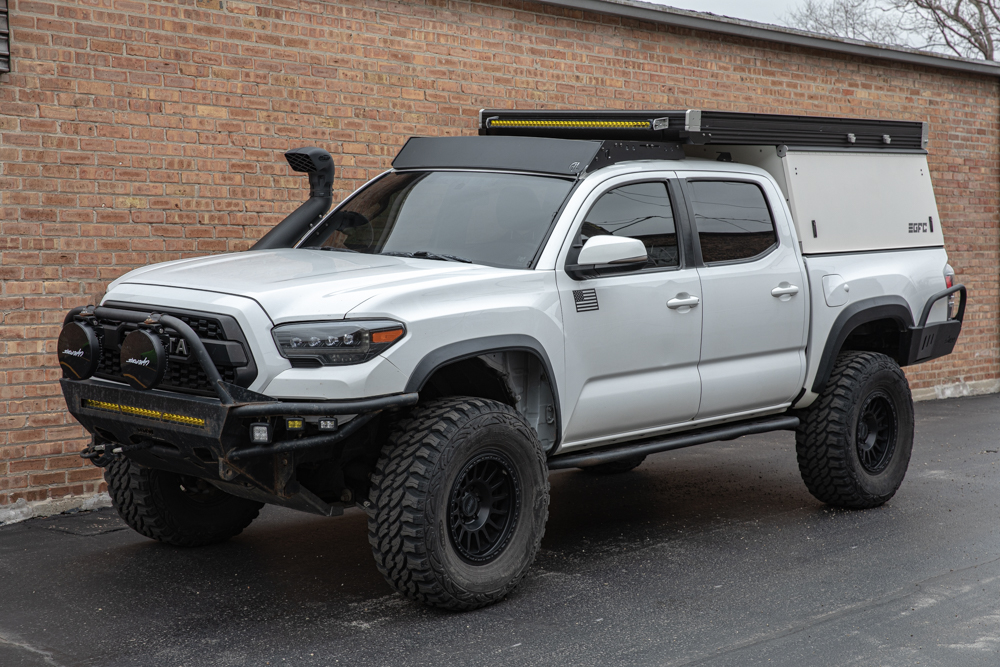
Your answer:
372;328;404;344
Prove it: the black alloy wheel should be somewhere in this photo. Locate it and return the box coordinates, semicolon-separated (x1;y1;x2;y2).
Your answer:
448;452;520;564
855;390;898;474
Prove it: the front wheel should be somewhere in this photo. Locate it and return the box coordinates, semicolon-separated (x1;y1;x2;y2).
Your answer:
367;398;550;611
796;351;914;509
104;456;263;547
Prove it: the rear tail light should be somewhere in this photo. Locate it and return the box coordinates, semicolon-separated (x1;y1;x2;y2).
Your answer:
944;264;956;318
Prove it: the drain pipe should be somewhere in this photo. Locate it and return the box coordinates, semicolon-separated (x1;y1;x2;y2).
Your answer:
252;146;335;250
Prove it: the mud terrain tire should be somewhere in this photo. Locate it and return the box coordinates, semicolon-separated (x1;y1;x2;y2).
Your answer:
104;456;263;547
796;351;914;509
367;397;549;611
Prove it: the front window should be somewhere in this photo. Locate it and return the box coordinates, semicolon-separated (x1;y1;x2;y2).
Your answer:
299;171;575;269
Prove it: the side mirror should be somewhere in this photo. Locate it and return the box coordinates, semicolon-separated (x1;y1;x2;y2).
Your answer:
567;236;648;279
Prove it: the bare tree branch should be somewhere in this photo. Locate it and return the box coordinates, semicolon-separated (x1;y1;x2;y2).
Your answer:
785;0;1000;60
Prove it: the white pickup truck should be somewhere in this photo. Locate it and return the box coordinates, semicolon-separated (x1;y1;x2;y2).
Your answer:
58;110;965;610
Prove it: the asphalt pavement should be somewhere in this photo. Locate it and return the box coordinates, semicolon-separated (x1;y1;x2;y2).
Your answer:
2;393;1000;666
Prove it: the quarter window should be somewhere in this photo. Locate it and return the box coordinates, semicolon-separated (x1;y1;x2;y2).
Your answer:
576;182;679;269
689;181;777;264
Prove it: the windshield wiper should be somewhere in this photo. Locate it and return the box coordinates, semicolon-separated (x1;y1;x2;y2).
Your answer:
380;251;473;264
317;246;359;253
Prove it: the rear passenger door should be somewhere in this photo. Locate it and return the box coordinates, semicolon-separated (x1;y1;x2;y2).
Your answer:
679;175;808;419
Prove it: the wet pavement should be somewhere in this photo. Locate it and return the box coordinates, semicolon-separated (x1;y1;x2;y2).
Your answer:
2;393;1000;666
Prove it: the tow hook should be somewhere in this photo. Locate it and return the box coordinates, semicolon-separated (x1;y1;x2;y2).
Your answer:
79;437;116;468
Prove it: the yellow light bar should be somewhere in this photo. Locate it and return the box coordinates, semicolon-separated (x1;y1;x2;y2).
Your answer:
487;119;652;129
82;399;206;428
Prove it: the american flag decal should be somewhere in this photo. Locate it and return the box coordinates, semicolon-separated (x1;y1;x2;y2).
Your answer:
573;289;599;312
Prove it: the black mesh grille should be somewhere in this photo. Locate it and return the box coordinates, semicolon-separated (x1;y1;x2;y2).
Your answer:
285;152;315;173
94;307;253;396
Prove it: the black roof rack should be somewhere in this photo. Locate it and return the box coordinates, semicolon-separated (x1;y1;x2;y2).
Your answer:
479;109;929;151
392;136;684;177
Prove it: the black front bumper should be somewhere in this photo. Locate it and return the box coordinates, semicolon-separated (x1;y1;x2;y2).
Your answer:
64;377;418;514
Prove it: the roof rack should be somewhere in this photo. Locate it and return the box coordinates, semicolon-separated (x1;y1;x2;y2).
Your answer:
479;109;929;151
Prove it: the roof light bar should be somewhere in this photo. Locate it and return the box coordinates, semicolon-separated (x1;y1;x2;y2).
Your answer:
485;117;663;130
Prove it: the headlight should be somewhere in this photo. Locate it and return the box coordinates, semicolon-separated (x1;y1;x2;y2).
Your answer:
272;320;406;366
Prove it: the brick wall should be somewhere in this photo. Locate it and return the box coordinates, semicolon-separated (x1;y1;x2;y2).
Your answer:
1;0;998;506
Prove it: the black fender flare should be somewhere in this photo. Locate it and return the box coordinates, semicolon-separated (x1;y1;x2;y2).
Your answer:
811;296;914;395
403;335;562;446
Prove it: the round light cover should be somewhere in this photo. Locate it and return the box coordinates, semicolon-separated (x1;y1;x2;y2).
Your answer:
120;329;167;390
58;321;101;380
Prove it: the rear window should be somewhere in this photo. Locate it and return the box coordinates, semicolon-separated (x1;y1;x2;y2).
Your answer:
688;180;777;264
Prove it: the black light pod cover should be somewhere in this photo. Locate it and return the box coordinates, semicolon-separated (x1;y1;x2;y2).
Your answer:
251;146;335;250
119;329;167;390
58;321;101;380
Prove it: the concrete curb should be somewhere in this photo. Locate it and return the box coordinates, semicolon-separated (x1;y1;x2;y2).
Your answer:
0;493;113;527
912;379;1000;402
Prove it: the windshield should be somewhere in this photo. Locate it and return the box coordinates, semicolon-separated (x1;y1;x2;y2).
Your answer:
298;171;575;269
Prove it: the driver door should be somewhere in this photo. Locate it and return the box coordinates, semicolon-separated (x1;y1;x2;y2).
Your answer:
557;175;703;449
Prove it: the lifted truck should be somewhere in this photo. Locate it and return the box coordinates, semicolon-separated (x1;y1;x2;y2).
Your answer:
58;110;966;610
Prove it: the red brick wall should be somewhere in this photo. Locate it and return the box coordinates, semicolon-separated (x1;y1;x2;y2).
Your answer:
2;0;998;505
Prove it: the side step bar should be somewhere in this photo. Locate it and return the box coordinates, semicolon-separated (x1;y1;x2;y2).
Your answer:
547;415;800;470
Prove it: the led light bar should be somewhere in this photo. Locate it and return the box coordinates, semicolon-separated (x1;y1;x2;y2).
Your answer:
81;399;206;428
485;117;663;130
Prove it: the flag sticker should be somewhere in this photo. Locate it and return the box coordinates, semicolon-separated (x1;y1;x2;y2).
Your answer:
573;289;599;312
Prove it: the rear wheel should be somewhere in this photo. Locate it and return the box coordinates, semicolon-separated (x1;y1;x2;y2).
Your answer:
796;351;914;509
104;456;263;547
367;398;549;610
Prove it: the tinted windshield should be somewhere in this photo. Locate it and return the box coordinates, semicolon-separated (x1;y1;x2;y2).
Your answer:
299;171;575;269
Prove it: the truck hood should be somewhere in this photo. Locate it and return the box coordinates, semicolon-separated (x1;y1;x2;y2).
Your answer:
111;249;518;322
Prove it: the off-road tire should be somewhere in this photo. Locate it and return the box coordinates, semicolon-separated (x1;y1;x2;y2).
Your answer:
367;397;549;611
104;456;263;547
579;454;646;475
796;351;914;509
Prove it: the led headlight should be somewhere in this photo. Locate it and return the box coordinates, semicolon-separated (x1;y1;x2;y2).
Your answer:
271;320;406;366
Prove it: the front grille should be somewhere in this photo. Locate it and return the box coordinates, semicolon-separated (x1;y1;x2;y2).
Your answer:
95;304;257;397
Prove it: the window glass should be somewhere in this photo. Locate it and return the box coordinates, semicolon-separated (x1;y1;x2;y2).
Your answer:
299;171;575;270
577;182;678;269
689;181;777;263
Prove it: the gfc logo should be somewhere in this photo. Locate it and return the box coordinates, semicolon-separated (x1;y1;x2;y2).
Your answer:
908;222;929;233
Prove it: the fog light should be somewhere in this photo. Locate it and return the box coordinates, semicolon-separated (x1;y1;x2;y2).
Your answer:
250;423;272;444
285;417;305;432
318;418;338;431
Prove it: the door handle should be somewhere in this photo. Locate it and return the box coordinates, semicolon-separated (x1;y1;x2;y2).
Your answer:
667;295;700;309
771;284;800;297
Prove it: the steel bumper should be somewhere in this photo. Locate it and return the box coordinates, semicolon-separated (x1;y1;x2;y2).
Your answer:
63;377;418;513
904;284;966;365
